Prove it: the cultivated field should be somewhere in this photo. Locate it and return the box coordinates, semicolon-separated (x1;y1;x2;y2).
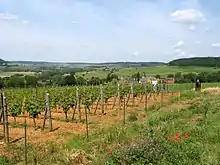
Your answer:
0;82;220;164
0;71;36;77
77;65;220;78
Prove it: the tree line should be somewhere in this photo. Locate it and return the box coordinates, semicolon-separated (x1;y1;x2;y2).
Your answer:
1;70;220;89
0;71;120;88
168;57;220;67
167;71;220;83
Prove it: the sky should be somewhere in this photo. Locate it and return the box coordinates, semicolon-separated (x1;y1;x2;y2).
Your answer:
0;0;220;62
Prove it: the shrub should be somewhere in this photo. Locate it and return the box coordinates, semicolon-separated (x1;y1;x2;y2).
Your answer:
127;113;138;122
109;137;165;165
107;133;204;165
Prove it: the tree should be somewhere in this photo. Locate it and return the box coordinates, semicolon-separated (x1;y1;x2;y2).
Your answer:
167;74;174;78
88;77;101;85
174;72;183;83
25;75;38;87
155;75;160;79
7;75;25;87
106;73;119;82
76;76;87;85
131;72;141;82
52;75;64;86
183;73;197;82
0;78;4;89
64;73;76;86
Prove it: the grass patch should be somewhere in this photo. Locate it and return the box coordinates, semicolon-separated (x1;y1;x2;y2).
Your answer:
127;113;138;122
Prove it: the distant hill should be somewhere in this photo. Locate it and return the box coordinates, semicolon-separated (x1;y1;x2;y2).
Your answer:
168;57;220;67
0;58;7;65
9;61;166;68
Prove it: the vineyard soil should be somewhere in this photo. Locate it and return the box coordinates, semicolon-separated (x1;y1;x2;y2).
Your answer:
0;92;179;146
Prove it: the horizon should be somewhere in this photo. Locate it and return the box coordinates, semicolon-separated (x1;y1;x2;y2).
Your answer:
6;56;220;64
0;0;220;62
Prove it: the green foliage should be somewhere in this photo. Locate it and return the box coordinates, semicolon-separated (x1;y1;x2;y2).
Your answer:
0;155;17;165
127;113;138;122
169;57;220;67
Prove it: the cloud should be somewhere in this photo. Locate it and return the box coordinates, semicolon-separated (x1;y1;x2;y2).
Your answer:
0;12;30;25
171;9;205;24
133;51;139;56
0;0;219;62
173;40;185;48
71;20;79;24
212;43;220;48
188;24;196;31
0;12;19;21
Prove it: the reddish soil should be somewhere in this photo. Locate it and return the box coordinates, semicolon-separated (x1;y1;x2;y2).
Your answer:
0;92;180;146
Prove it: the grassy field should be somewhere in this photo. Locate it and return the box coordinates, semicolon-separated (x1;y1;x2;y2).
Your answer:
0;71;36;77
3;87;220;164
77;65;220;79
168;82;220;92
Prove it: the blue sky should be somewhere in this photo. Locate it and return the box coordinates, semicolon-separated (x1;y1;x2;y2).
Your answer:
0;0;220;62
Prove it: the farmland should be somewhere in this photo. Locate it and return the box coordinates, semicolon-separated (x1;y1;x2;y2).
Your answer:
77;65;220;79
0;82;220;164
0;71;36;78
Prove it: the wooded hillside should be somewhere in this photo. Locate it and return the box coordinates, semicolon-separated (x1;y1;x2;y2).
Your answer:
168;57;220;67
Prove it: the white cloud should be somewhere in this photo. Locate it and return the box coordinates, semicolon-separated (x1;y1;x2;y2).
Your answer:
0;12;30;25
173;40;185;48
171;9;205;24
212;43;220;48
189;24;196;31
0;12;19;21
133;51;140;56
71;20;79;24
0;0;218;62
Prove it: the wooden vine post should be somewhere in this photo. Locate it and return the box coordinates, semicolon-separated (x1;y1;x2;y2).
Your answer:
76;87;81;122
117;83;121;109
42;92;53;131
112;83;120;110
24;118;27;165
84;106;89;139
125;84;132;107
144;83;148;110
123;96;126;125
160;80;164;108
100;85;104;114
1;92;9;144
131;83;134;106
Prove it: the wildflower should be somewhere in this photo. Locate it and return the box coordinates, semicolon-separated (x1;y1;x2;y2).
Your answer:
101;146;105;150
108;148;112;151
175;134;181;138
106;152;111;156
171;138;176;142
165;136;169;139
185;135;189;140
179;141;182;144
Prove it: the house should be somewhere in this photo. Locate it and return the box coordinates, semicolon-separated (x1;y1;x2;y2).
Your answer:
167;78;174;84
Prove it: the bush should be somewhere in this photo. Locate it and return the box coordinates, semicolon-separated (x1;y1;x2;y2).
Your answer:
108;137;165;165
107;134;204;165
127;113;138;122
